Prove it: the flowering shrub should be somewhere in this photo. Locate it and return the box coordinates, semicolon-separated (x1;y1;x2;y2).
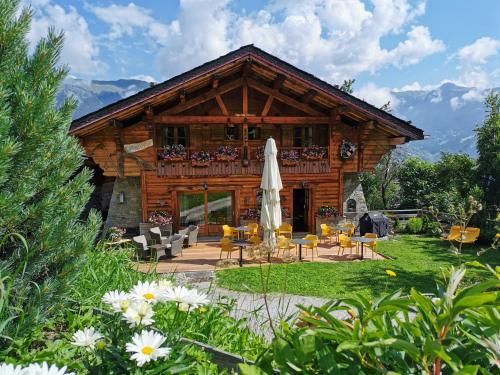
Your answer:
148;210;173;225
215;145;239;161
241;208;261;220
190;150;212;163
317;205;338;218
255;146;265;161
302;145;327;160
159;144;187;161
280;149;300;163
106;226;126;242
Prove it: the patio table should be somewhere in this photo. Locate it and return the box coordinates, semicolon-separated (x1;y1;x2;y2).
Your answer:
329;225;350;232
351;236;374;260
149;244;169;261
233;226;250;240
233;239;251;267
290;238;312;261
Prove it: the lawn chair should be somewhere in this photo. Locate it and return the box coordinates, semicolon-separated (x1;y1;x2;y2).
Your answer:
445;225;462;241
319;223;334;243
149;227;170;245
344;223;355;236
222;224;238;239
302;234;319;259
455;227;480;244
339;234;357;256
249;234;261;246
244;223;259;239
132;235;167;261
187;225;199;247
277;223;293;239
276;235;295;257
169;234;184;256
363;233;378;258
220;237;239;259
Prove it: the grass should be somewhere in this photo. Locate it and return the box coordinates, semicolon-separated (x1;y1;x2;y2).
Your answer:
216;235;500;299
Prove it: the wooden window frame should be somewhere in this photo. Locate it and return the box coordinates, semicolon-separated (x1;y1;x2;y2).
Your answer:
157;125;190;147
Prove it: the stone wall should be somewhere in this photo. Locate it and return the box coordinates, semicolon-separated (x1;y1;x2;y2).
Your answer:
343;173;368;223
105;177;142;229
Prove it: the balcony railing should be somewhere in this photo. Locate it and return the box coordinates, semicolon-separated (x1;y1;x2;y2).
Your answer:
156;145;330;177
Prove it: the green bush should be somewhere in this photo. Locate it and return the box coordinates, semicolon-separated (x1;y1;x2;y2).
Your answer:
406;217;424;234
240;264;500;374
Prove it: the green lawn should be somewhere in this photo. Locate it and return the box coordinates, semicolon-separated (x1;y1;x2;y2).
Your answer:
216;235;500;299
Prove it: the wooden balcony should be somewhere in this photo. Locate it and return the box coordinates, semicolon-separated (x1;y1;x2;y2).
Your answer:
156;146;330;177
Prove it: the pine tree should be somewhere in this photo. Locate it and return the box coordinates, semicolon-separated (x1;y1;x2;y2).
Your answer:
0;0;100;338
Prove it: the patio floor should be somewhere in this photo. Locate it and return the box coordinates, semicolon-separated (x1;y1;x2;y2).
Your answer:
135;241;387;274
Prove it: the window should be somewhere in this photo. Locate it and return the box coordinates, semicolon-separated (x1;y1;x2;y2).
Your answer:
293;126;313;147
248;126;260;140
158;126;188;147
225;125;239;140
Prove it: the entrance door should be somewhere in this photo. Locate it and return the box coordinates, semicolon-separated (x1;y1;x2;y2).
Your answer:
293;189;309;232
178;191;234;236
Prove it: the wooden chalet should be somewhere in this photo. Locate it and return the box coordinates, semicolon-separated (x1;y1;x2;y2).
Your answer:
71;45;423;236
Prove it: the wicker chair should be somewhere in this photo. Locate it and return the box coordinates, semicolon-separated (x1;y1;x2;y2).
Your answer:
187;225;199;247
149;227;170;245
169;234;184;256
132;235;167;260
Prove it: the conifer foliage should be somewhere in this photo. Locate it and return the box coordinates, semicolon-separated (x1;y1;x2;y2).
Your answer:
0;0;100;337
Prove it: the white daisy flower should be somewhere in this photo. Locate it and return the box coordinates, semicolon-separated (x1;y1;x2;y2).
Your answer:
123;302;155;327
178;302;190;312
102;290;130;312
155;279;174;293
163;286;210;309
0;363;23;375
130;281;163;304
22;362;75;375
126;330;171;367
71;327;103;351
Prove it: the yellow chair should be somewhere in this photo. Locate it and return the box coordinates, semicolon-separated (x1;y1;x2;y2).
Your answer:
319;223;334;243
302;234;319;259
363;233;378;258
222;225;237;239
339;234;357;256
219;237;239;259
276;235;295;257
249;234;261;246
244;223;259;239
445;225;462;241
277;223;293;239
455;227;480;244
344;223;355;236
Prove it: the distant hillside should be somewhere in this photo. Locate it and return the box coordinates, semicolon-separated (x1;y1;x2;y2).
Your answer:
60;78;496;160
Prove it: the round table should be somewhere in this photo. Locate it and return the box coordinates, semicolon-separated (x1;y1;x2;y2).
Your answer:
233;239;251;267
290;238;312;261
351;236;375;260
233;226;251;240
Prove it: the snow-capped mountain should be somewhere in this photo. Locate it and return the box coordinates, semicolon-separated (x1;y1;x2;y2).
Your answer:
60;78;496;160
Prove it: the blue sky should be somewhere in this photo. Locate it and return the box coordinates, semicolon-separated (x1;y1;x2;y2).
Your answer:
26;0;499;106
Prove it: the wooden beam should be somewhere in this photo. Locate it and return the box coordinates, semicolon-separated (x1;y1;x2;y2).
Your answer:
112;120;124;177
154;115;330;124
261;95;274;116
247;77;324;116
242;82;248;114
301;89;317;104
123;152;156;171
273;74;286;90
242;58;252;77
212;75;219;89
215;95;229;116
179;89;186;104
164;78;242;115
388;136;407;145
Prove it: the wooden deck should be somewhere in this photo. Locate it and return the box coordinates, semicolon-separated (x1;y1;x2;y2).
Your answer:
135;241;387;274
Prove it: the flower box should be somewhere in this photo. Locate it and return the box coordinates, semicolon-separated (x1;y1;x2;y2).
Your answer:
282;160;299;166
191;160;210;167
303;145;327;160
159;144;187;161
215;146;239;162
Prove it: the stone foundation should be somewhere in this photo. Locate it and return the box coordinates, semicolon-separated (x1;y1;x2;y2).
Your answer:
343;173;368;223
105;177;142;229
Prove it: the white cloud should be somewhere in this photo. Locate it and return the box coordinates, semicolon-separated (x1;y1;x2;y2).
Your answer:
457;37;500;64
353;82;400;109
130;74;157;83
88;0;443;82
449;96;463;110
28;1;104;77
461;88;484;102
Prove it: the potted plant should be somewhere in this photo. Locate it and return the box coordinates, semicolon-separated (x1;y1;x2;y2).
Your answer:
240;208;261;226
215;145;239;161
280;149;300;166
302;145;327;160
316;205;339;234
106;226;126;242
140;210;173;235
159;144;187;161
191;150;212;167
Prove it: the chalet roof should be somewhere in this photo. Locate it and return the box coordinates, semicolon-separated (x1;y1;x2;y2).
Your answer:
70;45;423;140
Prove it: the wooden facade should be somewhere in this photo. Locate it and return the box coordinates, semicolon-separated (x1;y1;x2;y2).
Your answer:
71;46;423;235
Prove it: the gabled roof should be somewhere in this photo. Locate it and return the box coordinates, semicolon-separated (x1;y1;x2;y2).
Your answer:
70;45;423;140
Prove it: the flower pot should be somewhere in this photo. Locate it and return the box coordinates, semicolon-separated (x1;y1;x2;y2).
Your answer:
191;160;210;167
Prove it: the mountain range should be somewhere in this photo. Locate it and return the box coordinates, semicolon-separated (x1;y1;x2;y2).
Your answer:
60;77;496;161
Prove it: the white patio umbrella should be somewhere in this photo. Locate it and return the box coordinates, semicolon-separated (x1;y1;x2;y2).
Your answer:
260;137;283;247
